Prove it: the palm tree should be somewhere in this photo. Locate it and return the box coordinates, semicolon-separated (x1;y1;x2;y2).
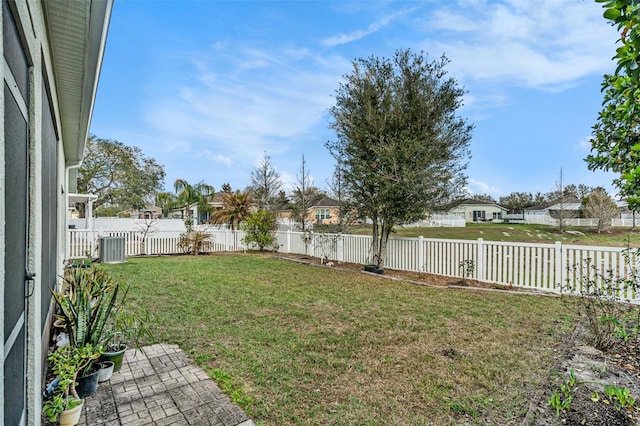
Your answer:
155;192;176;218
174;179;215;225
211;190;255;230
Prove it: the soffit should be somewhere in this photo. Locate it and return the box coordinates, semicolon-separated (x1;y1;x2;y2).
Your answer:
42;0;112;166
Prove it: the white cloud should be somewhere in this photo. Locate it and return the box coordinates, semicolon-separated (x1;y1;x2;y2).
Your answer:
322;7;414;47
143;44;348;168
467;178;502;197
421;0;619;90
203;149;232;166
577;136;596;152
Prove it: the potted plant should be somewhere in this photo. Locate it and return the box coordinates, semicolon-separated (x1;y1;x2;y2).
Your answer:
74;355;102;398
100;306;153;372
97;361;115;383
42;344;101;425
53;264;152;374
52;267;121;377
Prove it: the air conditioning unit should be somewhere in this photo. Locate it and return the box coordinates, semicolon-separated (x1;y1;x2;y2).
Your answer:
99;236;125;263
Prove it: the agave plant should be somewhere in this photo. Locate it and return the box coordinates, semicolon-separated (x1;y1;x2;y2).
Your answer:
52;267;126;349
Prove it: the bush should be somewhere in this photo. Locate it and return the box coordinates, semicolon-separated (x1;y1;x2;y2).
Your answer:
242;209;279;251
561;249;640;350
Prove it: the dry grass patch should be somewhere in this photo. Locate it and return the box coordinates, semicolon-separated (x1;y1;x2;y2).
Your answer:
103;254;575;425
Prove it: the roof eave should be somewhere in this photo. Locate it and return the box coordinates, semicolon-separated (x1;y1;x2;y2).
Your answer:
42;0;113;167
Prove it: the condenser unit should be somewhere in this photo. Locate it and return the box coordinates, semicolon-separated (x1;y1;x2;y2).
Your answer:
99;236;125;263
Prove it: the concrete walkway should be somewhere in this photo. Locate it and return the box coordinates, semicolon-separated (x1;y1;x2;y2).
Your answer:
78;343;255;426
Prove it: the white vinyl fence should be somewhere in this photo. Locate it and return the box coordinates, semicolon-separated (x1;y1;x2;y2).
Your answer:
67;228;640;303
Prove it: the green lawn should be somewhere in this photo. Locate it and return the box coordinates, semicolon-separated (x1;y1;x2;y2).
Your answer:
348;222;640;247
103;254;576;425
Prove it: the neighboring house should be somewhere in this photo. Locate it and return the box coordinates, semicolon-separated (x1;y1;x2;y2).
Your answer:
439;199;508;223
118;205;163;219
172;193;225;223
0;1;112;424
525;197;583;220
307;196;342;225
276;196;343;226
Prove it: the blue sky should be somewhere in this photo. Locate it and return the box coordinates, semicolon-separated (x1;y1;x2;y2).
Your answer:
89;0;621;200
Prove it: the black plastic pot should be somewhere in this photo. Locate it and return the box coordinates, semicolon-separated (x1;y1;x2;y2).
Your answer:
363;264;384;274
76;365;100;398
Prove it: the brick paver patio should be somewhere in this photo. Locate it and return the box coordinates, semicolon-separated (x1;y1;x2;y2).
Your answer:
77;343;254;426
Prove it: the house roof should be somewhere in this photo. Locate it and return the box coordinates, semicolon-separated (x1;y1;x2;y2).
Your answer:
443;198;507;211
309;196;340;208
42;0;113;167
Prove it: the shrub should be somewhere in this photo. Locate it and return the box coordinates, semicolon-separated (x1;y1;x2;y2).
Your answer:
242;209;279;251
561;250;640;350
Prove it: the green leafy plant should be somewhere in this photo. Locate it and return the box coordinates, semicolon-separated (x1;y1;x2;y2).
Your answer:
588;0;640;209
106;305;153;352
548;369;577;418
242;209;279;251
458;259;475;280
52;267;121;350
604;384;637;411
42;344;101;422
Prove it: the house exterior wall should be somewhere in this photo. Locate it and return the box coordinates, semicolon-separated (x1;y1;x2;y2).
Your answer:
0;1;111;424
306;206;341;225
448;204;507;223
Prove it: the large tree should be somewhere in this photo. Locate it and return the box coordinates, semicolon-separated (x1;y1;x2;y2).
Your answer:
326;161;351;232
291;154;314;232
327;49;472;268
250;152;282;210
583;187;619;233
587;0;640;209
499;192;535;213
77;135;165;214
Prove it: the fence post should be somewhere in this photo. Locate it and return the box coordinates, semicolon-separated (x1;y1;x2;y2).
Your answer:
66;229;72;260
337;234;344;263
286;230;291;253
418;236;425;273
476;238;485;281
555;241;564;291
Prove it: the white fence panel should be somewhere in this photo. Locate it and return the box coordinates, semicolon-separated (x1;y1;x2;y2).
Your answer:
70;218;187;231
68;230;97;259
612;218;640;227
562;245;637;301
67;228;640;303
422;238;477;278
342;234;373;264
385;237;420;271
146;231;181;255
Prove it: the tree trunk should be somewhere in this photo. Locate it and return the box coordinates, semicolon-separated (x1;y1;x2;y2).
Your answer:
378;220;393;269
370;212;379;265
